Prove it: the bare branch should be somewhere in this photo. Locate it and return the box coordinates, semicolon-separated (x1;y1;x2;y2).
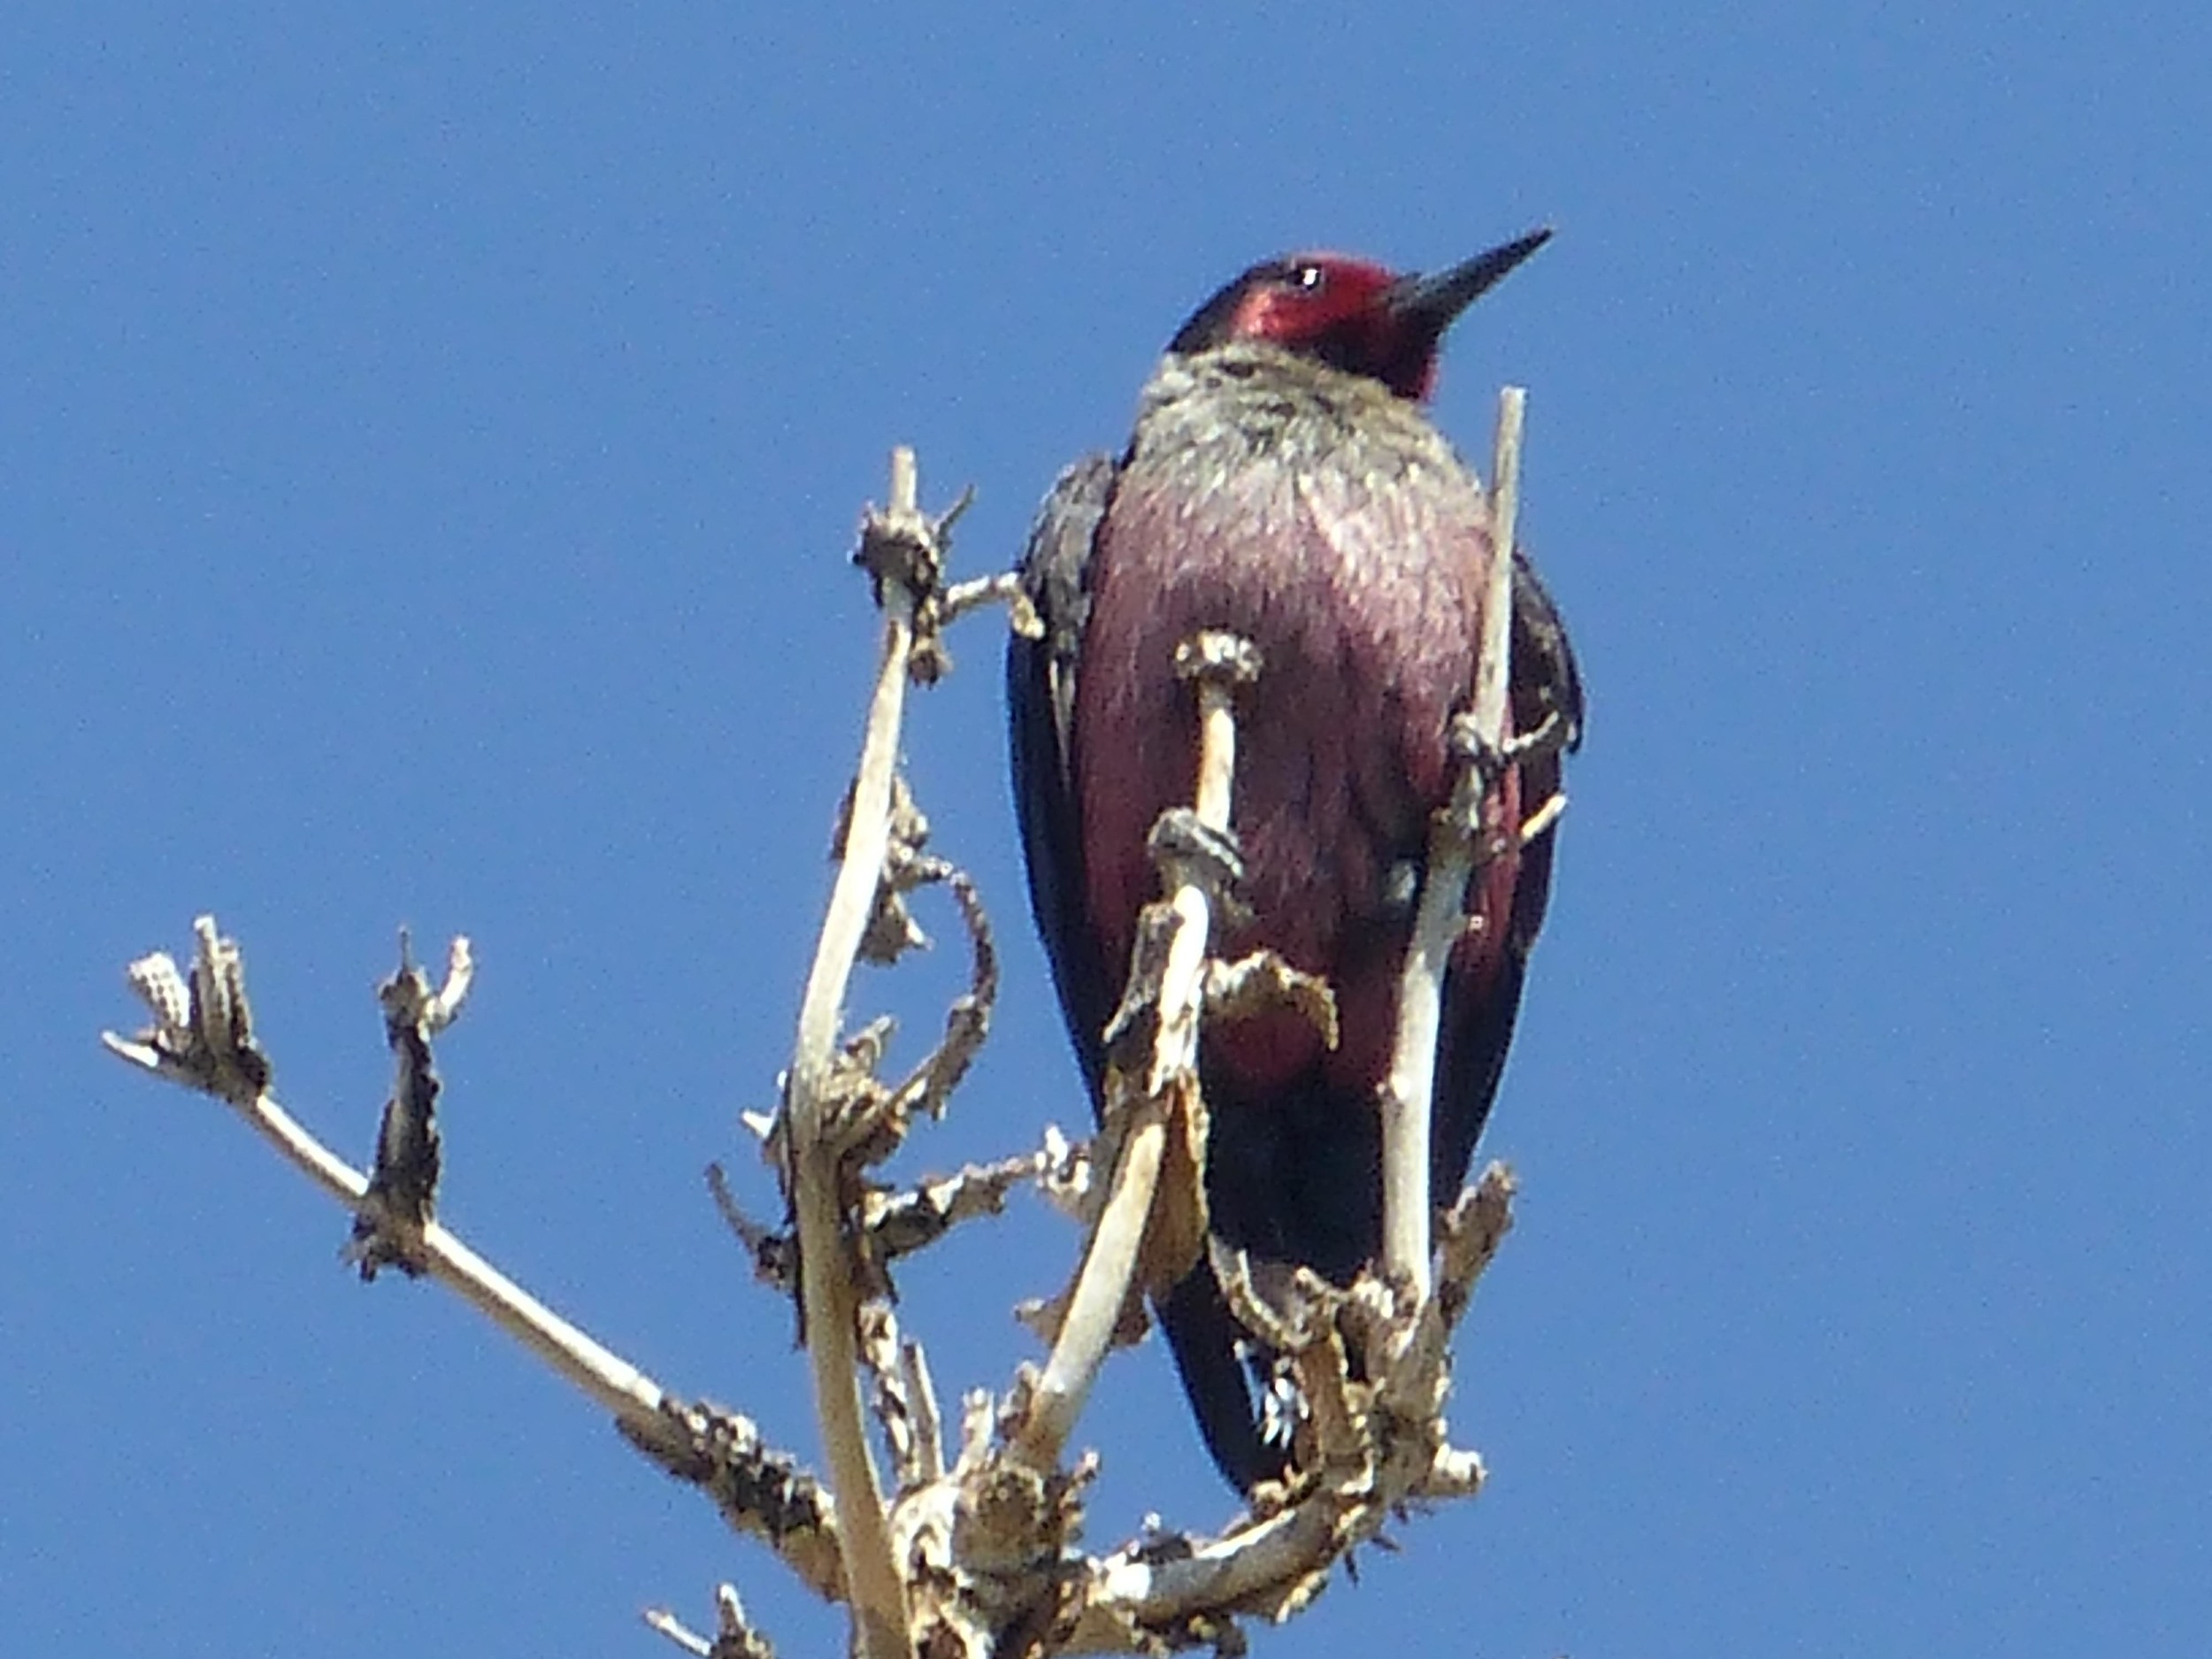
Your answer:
1383;1164;1517;1424
645;1582;780;1659
105;919;843;1603
784;452;919;1656
1519;788;1567;846
713;1147;1056;1300
1471;391;1529;773
943;568;1042;640
101;432;1544;1655
1010;630;1260;1469
780;445;971;1658
644;1606;715;1657
624;1397;843;1604
1379;387;1528;1306
902;1336;946;1486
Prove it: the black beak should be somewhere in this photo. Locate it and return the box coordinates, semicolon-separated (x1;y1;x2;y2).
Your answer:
1387;226;1554;338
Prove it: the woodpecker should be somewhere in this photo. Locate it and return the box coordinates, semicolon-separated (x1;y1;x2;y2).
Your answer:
1007;228;1581;1491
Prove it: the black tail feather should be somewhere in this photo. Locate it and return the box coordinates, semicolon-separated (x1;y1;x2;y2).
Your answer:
1156;1265;1289;1493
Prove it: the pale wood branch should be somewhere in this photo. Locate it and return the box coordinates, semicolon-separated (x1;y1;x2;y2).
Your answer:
645;1582;779;1659
780;444;949;1659
102;920;844;1603
1379;387;1528;1305
1010;629;1261;1470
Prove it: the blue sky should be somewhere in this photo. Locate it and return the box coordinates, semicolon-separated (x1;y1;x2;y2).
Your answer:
5;6;2207;1655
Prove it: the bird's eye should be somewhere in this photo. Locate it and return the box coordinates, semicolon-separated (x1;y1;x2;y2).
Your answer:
1289;265;1327;293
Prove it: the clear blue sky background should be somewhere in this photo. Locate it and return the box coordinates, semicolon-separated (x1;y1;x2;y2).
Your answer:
5;7;2206;1655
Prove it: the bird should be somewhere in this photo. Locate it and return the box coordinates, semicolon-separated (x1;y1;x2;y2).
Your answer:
1006;228;1581;1492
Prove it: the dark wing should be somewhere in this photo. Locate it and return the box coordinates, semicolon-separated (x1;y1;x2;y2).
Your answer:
1509;543;1586;757
1007;452;1123;1104
1503;541;1585;956
1432;544;1583;1197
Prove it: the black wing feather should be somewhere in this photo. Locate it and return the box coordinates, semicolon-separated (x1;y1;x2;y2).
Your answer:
1007;453;1122;1101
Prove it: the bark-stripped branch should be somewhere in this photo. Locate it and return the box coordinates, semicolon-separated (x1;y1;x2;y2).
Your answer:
645;1583;780;1659
1379;386;1528;1305
101;920;845;1603
711;1145;1056;1296
1010;629;1263;1469
780;444;966;1659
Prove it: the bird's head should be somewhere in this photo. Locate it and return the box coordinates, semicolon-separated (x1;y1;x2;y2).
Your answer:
1167;227;1552;402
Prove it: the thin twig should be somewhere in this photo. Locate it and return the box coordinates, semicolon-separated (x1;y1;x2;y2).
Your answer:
1379;388;1526;1305
1014;631;1259;1468
105;1025;660;1412
644;1606;714;1657
1014;1082;1171;1466
942;568;1038;634
107;922;848;1605
107;921;664;1419
1471;391;1527;777
644;1583;779;1659
902;1337;945;1484
780;446;938;1659
712;1148;1052;1297
1519;789;1567;846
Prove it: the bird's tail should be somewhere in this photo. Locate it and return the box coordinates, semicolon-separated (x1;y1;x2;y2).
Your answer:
1156;1263;1290;1494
